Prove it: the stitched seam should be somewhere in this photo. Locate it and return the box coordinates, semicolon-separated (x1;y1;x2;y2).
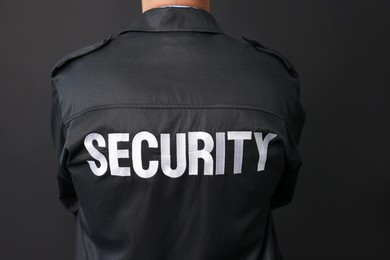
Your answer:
63;103;291;125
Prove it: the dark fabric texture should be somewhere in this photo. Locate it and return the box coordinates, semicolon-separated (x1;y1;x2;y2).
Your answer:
50;6;305;260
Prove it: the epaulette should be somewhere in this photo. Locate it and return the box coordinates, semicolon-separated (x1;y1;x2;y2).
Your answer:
51;34;114;78
241;36;300;79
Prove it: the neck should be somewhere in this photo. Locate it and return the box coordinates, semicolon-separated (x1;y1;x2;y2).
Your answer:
141;0;211;13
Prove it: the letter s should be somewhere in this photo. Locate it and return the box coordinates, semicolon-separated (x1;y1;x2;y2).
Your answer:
84;133;108;176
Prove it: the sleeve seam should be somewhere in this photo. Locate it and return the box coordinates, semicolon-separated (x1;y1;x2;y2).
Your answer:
51;79;70;145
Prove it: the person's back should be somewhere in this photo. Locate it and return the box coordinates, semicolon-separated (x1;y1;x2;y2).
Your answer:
50;3;305;260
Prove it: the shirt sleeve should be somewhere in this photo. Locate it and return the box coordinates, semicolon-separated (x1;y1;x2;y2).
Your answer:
271;99;306;210
50;82;79;218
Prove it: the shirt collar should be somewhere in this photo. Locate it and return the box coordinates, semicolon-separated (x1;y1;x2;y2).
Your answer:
124;6;224;34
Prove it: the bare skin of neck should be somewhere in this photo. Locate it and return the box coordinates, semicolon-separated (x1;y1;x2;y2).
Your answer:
141;0;210;13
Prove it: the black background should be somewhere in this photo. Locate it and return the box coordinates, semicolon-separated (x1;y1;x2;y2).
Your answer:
1;0;389;259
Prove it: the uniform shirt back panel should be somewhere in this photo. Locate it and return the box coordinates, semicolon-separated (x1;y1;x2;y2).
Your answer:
63;106;287;259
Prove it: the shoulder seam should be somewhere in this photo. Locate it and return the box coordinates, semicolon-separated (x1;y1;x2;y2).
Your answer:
50;34;114;78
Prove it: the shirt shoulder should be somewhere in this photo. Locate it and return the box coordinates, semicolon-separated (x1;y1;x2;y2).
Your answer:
241;35;300;79
50;34;114;78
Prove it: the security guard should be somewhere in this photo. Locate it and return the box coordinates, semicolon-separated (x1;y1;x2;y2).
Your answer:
50;1;305;259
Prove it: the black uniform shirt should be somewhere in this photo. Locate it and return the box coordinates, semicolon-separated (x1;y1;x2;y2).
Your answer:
50;5;306;260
